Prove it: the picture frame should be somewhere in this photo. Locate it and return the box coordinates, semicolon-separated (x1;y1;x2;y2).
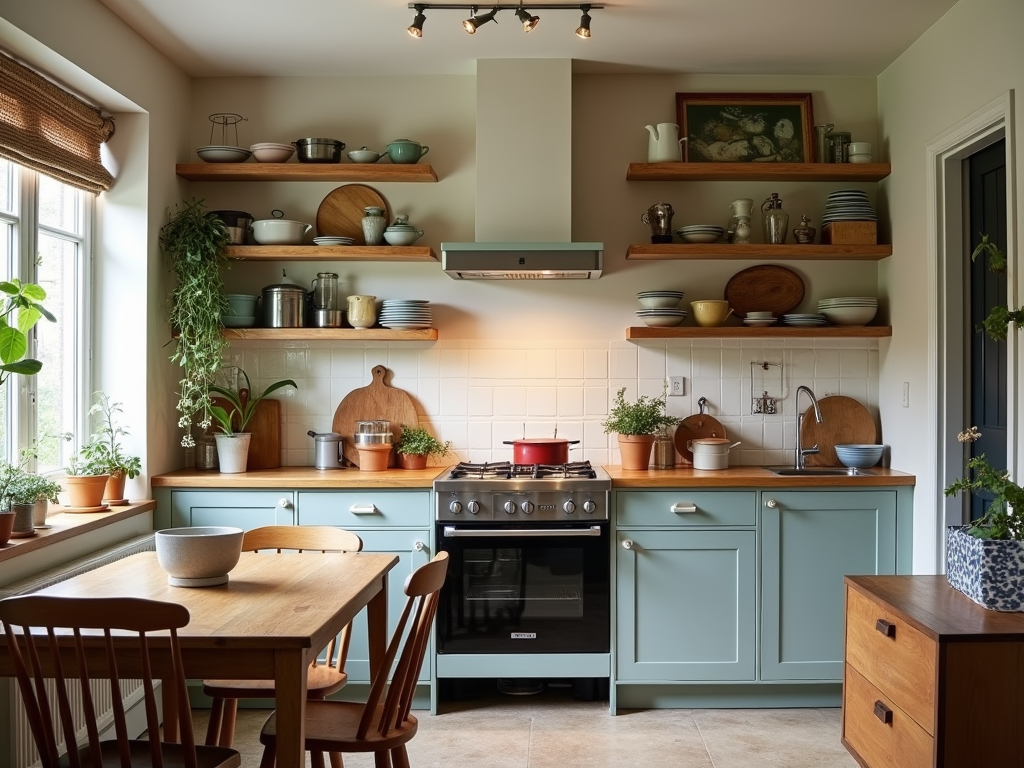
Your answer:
676;92;815;163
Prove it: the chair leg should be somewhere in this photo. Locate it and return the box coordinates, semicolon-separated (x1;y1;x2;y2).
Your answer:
218;699;238;748
311;752;326;768
328;752;345;768
391;745;410;768
373;749;393;768
205;698;225;746
258;743;276;768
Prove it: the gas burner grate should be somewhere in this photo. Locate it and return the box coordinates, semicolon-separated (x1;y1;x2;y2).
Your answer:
511;462;597;479
448;461;513;479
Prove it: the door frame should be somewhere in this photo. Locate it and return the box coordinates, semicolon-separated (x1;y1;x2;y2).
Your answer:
926;91;1017;567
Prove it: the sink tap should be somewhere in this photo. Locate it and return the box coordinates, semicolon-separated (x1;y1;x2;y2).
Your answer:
795;386;823;470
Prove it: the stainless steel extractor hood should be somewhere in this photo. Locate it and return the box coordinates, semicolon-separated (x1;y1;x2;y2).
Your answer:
441;242;603;280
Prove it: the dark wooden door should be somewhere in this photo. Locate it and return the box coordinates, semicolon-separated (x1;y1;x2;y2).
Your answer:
968;139;1007;521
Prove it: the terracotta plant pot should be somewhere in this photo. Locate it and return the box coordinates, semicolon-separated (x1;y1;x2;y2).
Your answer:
103;470;127;504
618;434;656;471
357;443;393;472
0;511;14;546
64;475;111;509
398;453;428;470
215;433;252;474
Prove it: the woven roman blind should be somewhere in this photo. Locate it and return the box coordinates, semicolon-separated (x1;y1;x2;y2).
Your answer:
0;51;114;194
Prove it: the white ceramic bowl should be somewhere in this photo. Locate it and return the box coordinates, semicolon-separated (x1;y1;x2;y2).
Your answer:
637;313;685;327
819;305;877;326
251;219;312;245
638;295;681;309
154;526;244;587
348;148;382;163
383;229;422;246
196;145;252;163
835;444;884;468
249;143;295;163
848;153;874;164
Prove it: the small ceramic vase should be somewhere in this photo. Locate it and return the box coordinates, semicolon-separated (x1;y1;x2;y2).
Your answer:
361;206;386;246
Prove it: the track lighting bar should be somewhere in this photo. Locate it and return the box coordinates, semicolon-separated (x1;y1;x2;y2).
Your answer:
407;3;602;38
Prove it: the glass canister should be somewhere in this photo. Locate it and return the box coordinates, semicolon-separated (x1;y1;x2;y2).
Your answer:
652;433;676;469
311;272;339;310
761;192;789;244
814;124;834;163
361;206;386;246
195;434;219;470
828;131;852;163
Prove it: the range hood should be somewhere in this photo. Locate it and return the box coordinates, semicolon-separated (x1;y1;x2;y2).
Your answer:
446;60;602;280
442;242;603;280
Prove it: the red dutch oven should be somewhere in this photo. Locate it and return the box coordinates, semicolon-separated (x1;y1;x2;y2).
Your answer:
502;438;580;465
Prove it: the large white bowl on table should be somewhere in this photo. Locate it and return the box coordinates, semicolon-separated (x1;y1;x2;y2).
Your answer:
155;526;244;587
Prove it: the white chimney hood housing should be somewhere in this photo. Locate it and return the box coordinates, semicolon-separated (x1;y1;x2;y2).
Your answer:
442;59;603;279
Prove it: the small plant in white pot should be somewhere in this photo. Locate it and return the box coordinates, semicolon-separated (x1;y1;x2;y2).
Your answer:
395;425;453;470
602;385;680;471
77;392;142;504
208;368;296;474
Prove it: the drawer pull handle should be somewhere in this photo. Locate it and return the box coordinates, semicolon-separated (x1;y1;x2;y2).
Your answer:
349;504;380;515
671;503;697;514
875;619;896;638
873;700;893;726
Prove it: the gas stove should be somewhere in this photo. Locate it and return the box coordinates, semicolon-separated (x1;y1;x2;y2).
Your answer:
435;460;611;523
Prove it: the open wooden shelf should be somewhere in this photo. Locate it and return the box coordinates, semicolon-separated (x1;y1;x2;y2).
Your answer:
223;245;437;262
626;243;892;261
222;327;438;341
626;326;892;340
175;163;438;182
625;162;891;182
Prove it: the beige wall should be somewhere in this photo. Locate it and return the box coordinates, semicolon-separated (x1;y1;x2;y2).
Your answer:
878;0;1023;572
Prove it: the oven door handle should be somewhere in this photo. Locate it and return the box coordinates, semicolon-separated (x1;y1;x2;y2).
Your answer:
442;525;604;538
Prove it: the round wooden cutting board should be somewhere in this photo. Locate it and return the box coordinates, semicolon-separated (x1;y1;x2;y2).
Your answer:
332;365;418;467
315;184;388;242
724;264;805;318
674;397;728;464
800;395;878;467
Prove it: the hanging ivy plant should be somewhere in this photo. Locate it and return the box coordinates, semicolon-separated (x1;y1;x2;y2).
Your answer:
160;199;229;447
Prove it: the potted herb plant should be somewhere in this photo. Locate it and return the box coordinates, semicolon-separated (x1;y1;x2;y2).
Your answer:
0;462;62;539
160;199;230;450
63;452;110;510
77;392;142;504
395;424;453;470
208;367;297;474
602;385;680;470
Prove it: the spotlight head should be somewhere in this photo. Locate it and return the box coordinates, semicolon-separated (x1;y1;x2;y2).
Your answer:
464;7;498;34
576;6;592;39
408;5;426;37
515;8;540;32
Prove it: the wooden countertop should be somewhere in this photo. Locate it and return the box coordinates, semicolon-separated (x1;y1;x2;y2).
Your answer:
605;466;915;487
151;467;448;489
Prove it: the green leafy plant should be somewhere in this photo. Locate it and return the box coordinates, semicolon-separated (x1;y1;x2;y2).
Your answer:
0;278;56;388
971;233;1024;340
208;367;297;435
944;426;1024;540
77;392;142;479
0;462;62;509
395;425;452;458
160;199;230;447
601;385;680;436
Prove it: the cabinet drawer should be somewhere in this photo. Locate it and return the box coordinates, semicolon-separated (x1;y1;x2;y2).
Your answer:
844;664;933;768
846;586;936;732
616;491;756;527
297;490;431;527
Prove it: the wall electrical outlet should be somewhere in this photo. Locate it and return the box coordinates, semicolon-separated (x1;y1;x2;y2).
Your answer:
902;382;910;408
669;376;686;396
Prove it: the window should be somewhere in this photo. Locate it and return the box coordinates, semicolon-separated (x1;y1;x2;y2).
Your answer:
0;159;90;473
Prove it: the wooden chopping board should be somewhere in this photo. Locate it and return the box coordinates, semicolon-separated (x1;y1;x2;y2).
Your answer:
724;264;805;318
208;397;281;470
332;365;418;467
315;184;388;242
674;397;727;464
800;395;877;467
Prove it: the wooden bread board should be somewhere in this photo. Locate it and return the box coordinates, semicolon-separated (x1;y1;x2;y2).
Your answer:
315;184;388;242
800;395;877;467
208;397;281;470
724;264;805;318
332;365;417;467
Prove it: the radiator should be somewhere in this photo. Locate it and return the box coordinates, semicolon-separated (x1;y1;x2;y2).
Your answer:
2;534;156;768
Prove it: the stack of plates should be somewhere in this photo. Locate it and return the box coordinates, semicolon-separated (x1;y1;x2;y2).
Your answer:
822;190;877;225
636;289;684;309
817;296;878;326
379;299;432;329
675;225;726;244
781;313;828;327
635;309;688;327
313;236;355;246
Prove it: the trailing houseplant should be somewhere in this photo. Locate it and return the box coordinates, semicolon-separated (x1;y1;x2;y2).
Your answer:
77;392;142;503
207;367;297;473
602;385;680;470
160;199;230;449
395;424;452;469
0;277;56;388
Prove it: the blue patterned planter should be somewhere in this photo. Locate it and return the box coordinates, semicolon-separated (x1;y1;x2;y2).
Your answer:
946;526;1024;611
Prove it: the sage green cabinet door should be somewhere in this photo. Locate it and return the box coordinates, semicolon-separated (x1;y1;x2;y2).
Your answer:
616;529;756;682
168;490;295;529
760;490;897;682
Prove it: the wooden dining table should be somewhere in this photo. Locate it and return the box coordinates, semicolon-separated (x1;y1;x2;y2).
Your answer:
0;549;398;768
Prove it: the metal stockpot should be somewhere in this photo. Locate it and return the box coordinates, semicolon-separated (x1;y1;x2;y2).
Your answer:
262;284;307;327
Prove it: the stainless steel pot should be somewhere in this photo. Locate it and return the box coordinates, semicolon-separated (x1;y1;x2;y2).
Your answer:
308;430;345;470
262;284;307;327
294;137;345;163
312;308;344;328
211;210;253;244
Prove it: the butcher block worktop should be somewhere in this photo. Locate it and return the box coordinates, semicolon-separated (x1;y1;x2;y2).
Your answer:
605;466;915;487
151;467;448;488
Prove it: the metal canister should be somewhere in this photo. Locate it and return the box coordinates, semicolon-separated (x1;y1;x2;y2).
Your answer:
261;284;307;327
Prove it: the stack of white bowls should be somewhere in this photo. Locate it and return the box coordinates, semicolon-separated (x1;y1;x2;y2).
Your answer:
781;313;827;327
249;142;296;163
675;225;726;244
635;290;687;327
817;296;878;326
379;299;432;329
822;190;877;227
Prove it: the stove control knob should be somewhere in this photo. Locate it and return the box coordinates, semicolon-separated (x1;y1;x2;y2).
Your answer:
504;501;517;515
467;500;481;515
521;501;535;515
583;500;597;514
563;500;577;515
449;501;462;515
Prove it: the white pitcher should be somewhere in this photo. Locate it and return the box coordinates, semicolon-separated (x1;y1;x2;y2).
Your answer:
646;123;685;162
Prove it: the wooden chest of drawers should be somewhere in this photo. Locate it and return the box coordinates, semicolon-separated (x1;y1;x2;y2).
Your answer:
843;575;1024;768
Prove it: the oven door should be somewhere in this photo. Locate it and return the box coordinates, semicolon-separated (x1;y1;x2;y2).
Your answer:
436;522;609;654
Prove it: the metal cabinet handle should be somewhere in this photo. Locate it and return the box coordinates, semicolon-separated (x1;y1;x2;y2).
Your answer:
671;503;697;514
765;499;778;508
622;539;633;550
349;504;380;515
277;498;292;509
875;619;896;639
414;540;425;551
873;700;893;726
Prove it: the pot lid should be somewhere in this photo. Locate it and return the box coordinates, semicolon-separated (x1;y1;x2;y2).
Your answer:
262;284;307;293
690;437;732;445
507;438;573;445
307;431;343;442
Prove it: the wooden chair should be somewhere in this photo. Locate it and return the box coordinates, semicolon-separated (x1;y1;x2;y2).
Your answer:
0;594;240;768
202;525;363;748
257;551;449;768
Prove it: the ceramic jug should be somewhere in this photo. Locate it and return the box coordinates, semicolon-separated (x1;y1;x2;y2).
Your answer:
386;139;429;164
346;295;377;329
361;206;386;245
645;123;685;163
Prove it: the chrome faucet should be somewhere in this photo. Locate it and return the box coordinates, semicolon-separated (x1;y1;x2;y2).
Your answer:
795;386;823;469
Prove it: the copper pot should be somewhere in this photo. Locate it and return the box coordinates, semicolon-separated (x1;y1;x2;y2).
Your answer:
503;438;579;465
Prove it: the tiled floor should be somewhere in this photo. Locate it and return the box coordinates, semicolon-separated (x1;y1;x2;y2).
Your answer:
194;690;859;768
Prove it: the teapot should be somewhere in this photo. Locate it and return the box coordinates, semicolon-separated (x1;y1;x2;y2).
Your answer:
386;139;430;164
645;123;685;163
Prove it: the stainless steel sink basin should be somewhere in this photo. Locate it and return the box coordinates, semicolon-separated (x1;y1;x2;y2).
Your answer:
767;467;872;476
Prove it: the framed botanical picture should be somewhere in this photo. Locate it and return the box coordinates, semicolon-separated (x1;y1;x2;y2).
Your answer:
676;92;815;163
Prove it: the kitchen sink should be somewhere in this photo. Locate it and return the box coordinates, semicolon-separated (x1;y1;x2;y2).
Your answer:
766;467;873;476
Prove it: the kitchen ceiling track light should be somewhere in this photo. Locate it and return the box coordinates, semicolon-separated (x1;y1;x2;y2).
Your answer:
407;3;602;38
